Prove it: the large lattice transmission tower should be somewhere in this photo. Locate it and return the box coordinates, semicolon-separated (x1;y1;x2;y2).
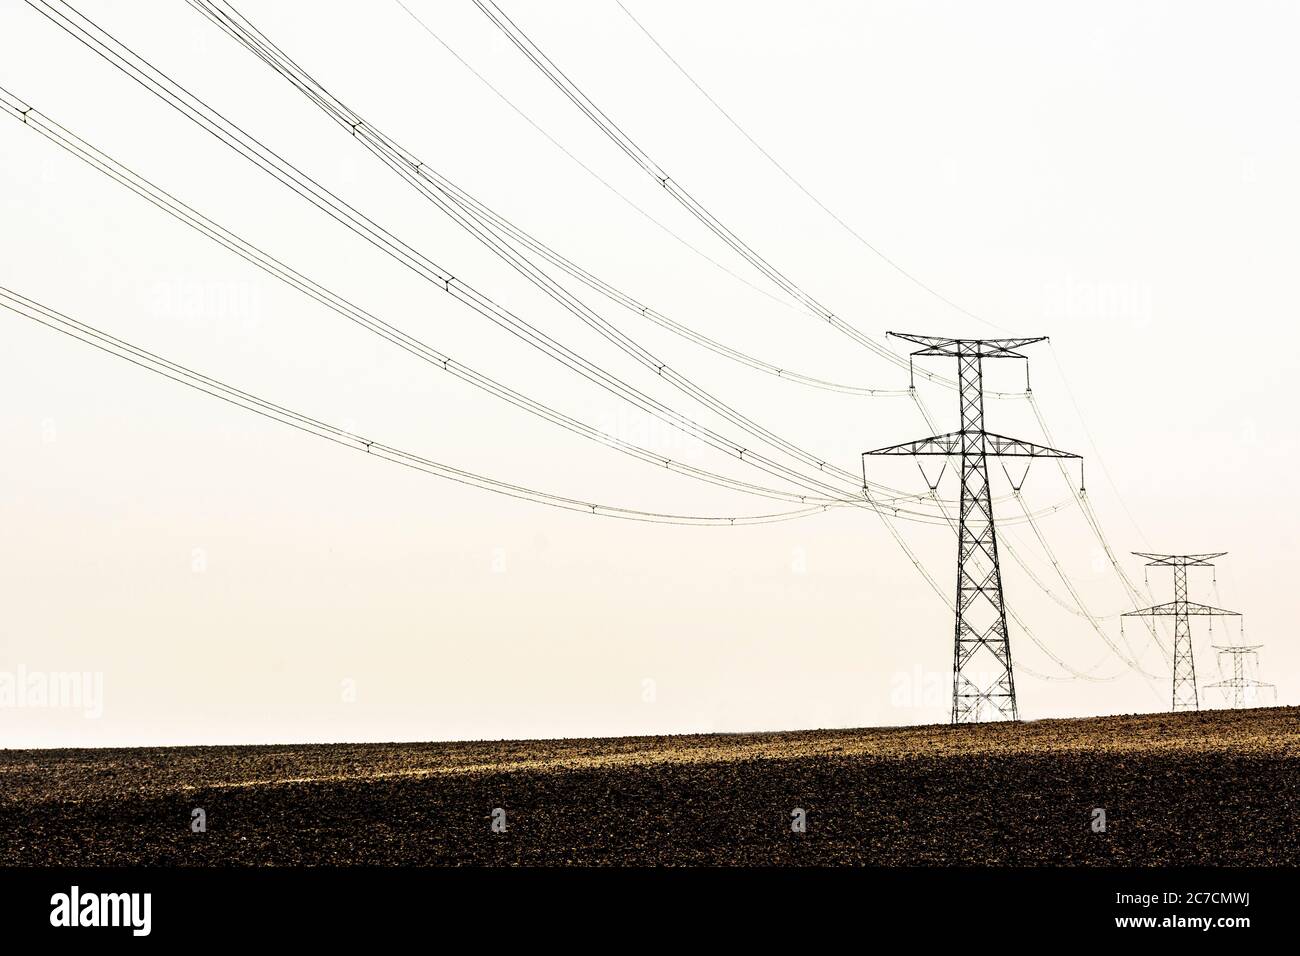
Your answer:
863;334;1080;724
1207;645;1274;708
1122;552;1240;712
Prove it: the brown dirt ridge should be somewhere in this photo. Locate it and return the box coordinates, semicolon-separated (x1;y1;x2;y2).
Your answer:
2;706;1297;865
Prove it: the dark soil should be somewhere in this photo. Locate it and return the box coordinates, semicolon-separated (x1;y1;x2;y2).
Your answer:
2;707;1296;865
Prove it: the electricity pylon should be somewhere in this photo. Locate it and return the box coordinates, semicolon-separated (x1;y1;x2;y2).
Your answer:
863;334;1080;724
1207;645;1273;708
1122;553;1240;712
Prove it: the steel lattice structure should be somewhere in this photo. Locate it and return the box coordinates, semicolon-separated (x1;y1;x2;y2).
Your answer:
1123;553;1240;712
1207;645;1273;709
863;334;1079;724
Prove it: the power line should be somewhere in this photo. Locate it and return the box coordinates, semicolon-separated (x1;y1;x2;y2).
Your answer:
614;0;1010;334
1027;392;1172;668
185;0;916;500
205;1;915;403
27;0;892;514
0;87;892;515
471;0;972;390
393;0;1033;401
0;285;825;526
182;0;1061;533
386;0;837;326
176;0;1046;519
1046;343;1149;545
1011;493;1164;687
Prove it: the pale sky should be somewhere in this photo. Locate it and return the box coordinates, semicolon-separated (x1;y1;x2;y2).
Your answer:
1;0;1295;747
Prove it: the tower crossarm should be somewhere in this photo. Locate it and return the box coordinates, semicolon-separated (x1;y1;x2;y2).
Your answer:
1133;552;1227;567
863;431;963;456
982;432;1079;458
863;431;1078;458
1123;600;1241;617
888;332;1046;359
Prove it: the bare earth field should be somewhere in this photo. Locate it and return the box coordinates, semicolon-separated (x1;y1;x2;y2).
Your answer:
2;707;1297;865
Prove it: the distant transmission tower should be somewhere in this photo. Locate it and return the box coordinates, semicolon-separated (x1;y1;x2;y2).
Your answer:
1122;553;1240;712
863;334;1080;724
1207;645;1273;708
